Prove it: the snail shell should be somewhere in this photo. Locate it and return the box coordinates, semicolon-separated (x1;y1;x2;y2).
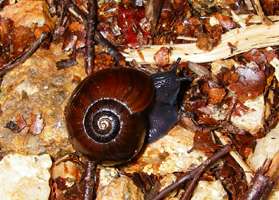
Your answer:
65;68;154;165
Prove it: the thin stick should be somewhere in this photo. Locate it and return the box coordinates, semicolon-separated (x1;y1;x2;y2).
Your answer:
238;15;279;23
152;145;231;200
0;32;49;76
244;160;274;200
269;57;279;81
180;167;204;200
244;152;279;200
85;0;97;74
84;160;97;200
251;0;272;25
214;131;254;183
145;0;164;32
123;20;279;65
67;2;122;63
230;10;246;28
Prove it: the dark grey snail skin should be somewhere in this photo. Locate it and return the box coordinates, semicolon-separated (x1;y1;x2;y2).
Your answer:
147;62;192;143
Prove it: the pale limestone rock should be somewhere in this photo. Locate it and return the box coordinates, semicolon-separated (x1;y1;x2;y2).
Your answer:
0;154;52;200
231;95;265;134
96;176;144;200
123;125;207;175
269;190;279;200
0;44;85;156
15;80;39;96
0;0;54;29
98;167;120;187
191;181;228;200
248;123;279;170
210;59;237;76
209;16;220;26
158;174;228;200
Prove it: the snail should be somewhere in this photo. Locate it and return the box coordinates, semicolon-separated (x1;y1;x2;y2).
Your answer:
65;67;154;165
65;60;190;165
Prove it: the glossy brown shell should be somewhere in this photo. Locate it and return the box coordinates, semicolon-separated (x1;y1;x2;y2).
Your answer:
65;68;154;165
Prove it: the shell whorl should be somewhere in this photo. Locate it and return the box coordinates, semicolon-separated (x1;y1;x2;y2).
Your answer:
65;67;154;165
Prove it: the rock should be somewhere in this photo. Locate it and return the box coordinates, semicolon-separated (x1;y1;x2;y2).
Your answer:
248;123;279;171
0;0;54;29
159;174;228;200
123;125;207;175
0;154;52;200
191;180;228;200
269;190;279;200
0;44;86;157
231;95;265;135
96;176;144;200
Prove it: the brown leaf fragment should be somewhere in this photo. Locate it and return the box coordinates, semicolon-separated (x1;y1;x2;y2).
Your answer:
29;113;44;135
4;121;21;133
231;101;251;117
243;49;268;66
230;133;256;159
128;172;161;200
262;0;279;15
180;115;209;133
15;114;27;131
50;154;86;200
213;13;237;30
214;156;248;200
228;64;266;102
197;113;218;126
4;114;27;133
154;47;170;66
193;131;219;156
196;33;215;51
201;81;226;104
0;32;49;76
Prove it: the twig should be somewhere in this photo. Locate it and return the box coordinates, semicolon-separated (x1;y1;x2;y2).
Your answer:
244;160;274;200
187;62;210;77
251;0;272;25
54;153;85;167
67;1;122;63
0;32;49;76
244;152;279;200
67;1;87;21
84;160;97;200
85;0;97;74
214;131;254;183
266;152;279;181
145;0;164;32
230;10;246;28
269;57;279;81
53;0;69;40
152;145;231;200
238;15;279;24
123;19;279;65
56;58;78;69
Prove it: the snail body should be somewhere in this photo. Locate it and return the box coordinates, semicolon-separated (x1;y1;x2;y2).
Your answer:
65;68;154;165
65;64;190;165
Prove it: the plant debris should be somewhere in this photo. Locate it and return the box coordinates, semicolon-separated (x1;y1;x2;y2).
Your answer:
0;0;279;199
